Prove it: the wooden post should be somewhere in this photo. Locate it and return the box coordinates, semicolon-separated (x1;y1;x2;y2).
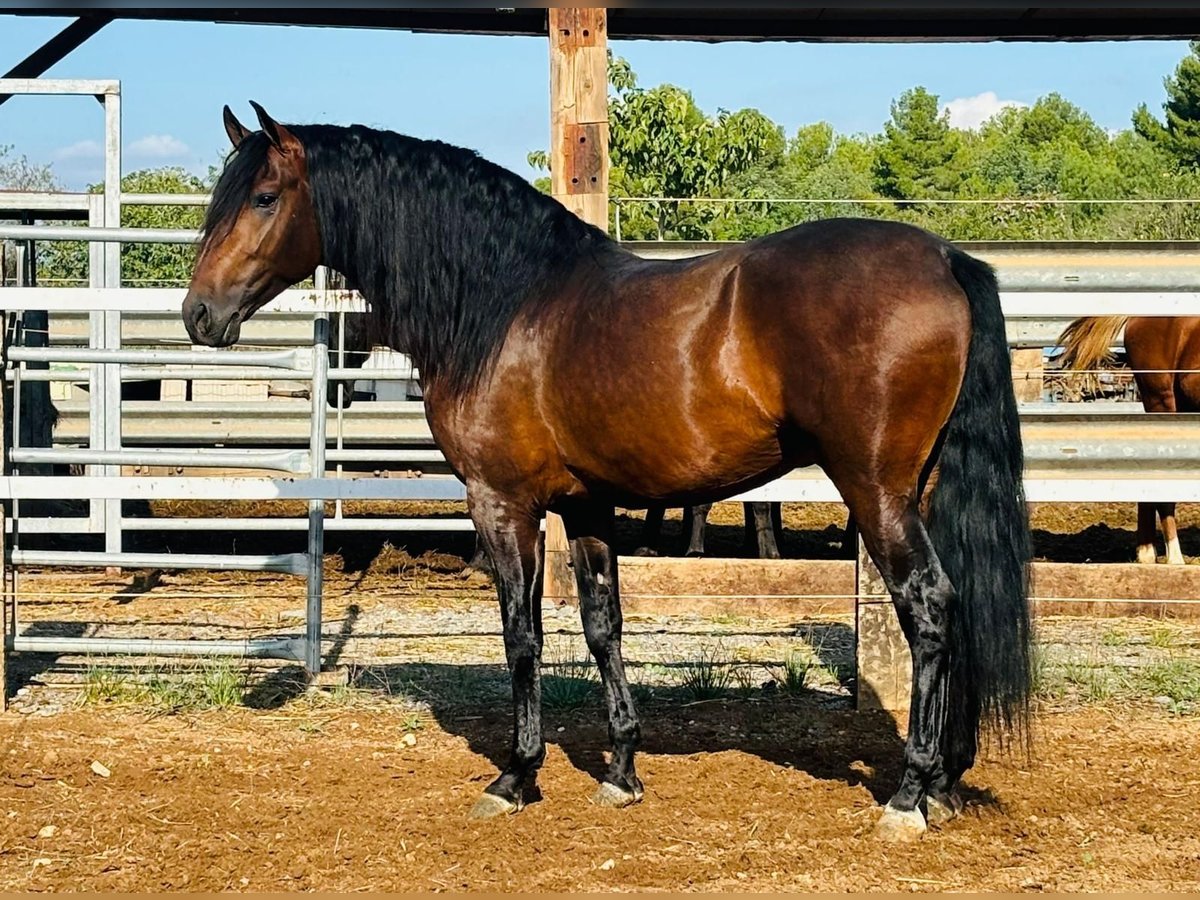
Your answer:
1011;348;1044;404
545;8;609;605
855;535;910;712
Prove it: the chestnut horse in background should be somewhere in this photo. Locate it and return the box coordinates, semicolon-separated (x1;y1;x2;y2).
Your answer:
1058;316;1200;564
183;103;1032;841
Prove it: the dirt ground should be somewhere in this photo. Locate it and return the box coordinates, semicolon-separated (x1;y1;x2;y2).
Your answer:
1;703;1197;892
3;500;1200;891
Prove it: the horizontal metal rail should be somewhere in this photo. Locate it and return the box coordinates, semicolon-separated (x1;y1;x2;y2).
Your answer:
4;365;412;383
0;475;470;502
0;287;366;313
0;224;196;244
8;346;308;368
8;366;307;383
7;516;476;534
4;470;1200;504
9;549;308;574
9;636;304;662
10;447;310;474
0;78;118;95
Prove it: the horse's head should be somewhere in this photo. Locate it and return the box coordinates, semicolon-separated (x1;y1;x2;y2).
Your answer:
183;103;321;346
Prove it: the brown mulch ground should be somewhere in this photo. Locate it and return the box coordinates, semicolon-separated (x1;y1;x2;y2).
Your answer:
4;500;1200;891
1;702;1197;892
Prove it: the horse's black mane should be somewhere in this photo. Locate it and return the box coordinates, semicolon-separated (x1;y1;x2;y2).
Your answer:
204;123;618;392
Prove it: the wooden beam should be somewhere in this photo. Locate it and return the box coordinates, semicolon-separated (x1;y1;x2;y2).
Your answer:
545;8;609;606
0;16;113;108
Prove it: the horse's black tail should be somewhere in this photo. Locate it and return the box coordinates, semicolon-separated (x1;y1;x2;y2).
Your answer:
930;247;1033;758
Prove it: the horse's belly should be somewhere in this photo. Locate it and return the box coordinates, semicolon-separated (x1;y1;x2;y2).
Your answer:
566;417;805;505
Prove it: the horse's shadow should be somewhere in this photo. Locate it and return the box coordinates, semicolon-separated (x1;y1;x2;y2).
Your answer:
340;635;913;805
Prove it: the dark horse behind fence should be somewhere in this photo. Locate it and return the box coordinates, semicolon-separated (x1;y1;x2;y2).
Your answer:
1058;315;1200;565
183;103;1032;842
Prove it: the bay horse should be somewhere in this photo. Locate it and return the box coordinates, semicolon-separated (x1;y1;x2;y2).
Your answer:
1058;316;1199;565
184;103;1032;841
333;310;782;564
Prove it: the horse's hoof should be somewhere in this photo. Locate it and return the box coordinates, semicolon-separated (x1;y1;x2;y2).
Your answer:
1136;544;1158;565
925;793;962;827
632;547;659;558
874;804;926;842
469;792;520;820
592;780;643;808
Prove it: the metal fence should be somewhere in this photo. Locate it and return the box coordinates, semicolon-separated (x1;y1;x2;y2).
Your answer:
4;228;1200;678
3;75;1199;674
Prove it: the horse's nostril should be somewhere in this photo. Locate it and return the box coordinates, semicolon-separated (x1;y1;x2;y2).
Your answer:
192;300;210;330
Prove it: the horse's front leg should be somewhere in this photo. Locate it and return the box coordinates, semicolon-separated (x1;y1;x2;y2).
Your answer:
466;486;545;819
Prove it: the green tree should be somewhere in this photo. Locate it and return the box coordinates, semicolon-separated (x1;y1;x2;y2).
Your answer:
0;144;58;192
37;166;208;286
873;87;963;200
116;167;208;287
1;145;62;283
529;56;784;239
1134;41;1200;168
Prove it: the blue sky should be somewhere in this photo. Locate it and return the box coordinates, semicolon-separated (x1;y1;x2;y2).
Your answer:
0;14;1192;190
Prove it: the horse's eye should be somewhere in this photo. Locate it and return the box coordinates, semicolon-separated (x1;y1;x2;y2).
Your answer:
253;193;278;209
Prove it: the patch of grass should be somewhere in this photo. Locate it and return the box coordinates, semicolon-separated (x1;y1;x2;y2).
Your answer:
1100;627;1129;648
730;665;759;692
771;650;817;694
1083;668;1117;703
401;712;424;731
542;643;598;711
675;645;733;701
82;665;134;705
144;662;246;713
1133;658;1200;706
79;661;246;713
1031;647;1067;701
1150;627;1180;650
707;613;748;627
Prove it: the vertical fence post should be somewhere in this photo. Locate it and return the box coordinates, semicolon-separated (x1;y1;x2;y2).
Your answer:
0;320;7;711
306;314;329;676
546;7;609;605
101;87;122;559
855;534;911;711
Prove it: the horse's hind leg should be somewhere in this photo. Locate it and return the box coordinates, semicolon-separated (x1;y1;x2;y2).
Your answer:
683;503;712;556
832;475;954;842
563;502;643;807
466;486;545;819
634;505;665;557
1159;503;1184;564
1137;502;1159;564
744;502;782;559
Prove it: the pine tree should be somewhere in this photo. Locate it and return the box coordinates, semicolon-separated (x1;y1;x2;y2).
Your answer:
1134;41;1200;168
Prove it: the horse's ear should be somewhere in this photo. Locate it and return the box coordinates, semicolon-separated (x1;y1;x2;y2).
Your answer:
249;100;299;155
222;104;251;149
